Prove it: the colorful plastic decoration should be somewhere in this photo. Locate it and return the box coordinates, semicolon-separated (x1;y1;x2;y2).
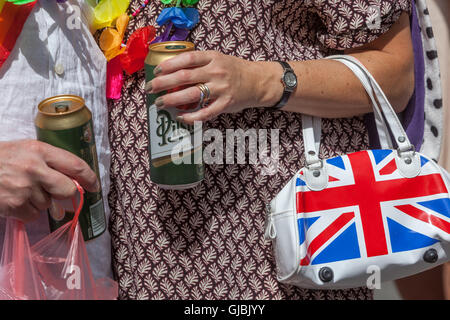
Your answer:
0;0;37;70
106;56;124;100
104;0;199;99
99;13;129;61
120;26;156;74
93;0;130;30
156;6;199;30
5;0;35;4
160;0;199;6
152;0;200;43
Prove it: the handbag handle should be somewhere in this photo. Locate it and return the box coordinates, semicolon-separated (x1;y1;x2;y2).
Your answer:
326;55;395;150
301;55;419;190
302;55;415;166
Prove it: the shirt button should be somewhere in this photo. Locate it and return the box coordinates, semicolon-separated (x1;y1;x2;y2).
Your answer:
54;63;65;76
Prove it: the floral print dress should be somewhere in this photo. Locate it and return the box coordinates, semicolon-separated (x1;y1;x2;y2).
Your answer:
107;0;411;299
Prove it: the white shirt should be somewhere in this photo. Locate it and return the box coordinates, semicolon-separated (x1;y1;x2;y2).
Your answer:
0;0;112;279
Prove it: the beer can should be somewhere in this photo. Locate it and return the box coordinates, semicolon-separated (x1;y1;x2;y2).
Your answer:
35;95;106;241
145;41;204;189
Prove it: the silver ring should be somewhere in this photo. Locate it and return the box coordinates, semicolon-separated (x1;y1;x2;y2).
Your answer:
196;83;211;108
202;83;211;102
197;89;205;109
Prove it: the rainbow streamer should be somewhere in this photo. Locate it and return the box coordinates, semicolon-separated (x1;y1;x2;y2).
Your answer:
0;0;36;69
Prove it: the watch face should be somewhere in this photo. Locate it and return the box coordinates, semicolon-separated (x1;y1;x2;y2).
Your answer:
284;71;297;89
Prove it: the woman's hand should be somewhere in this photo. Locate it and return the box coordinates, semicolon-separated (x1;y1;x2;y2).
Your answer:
146;51;278;124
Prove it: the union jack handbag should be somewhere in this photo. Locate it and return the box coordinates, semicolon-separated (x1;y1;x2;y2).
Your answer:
265;55;450;289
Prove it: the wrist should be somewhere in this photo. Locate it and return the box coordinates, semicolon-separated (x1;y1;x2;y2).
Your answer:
253;61;285;108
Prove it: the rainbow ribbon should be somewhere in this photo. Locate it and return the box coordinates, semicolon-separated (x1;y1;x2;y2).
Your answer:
0;0;37;69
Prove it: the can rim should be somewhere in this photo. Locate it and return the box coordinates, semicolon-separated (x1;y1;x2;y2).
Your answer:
148;41;195;53
37;95;85;116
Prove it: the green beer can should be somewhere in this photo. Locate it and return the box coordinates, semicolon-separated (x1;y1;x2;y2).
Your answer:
146;41;204;189
35;95;106;241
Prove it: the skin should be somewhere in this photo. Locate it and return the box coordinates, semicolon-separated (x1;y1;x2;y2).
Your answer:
147;13;414;124
0;140;99;222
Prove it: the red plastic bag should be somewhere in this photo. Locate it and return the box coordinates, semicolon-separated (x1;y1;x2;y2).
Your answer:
0;219;46;300
0;181;118;300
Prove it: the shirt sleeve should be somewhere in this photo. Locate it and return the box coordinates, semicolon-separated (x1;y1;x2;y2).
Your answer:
310;0;412;50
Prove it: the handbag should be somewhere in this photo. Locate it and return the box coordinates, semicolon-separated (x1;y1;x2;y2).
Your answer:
264;55;450;289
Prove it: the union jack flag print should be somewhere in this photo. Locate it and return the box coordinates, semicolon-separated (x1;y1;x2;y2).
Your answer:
296;150;450;266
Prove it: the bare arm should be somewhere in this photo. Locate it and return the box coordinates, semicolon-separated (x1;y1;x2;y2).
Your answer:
257;12;415;118
148;13;414;123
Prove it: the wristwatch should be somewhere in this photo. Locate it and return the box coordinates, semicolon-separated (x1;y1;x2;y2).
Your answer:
270;61;298;110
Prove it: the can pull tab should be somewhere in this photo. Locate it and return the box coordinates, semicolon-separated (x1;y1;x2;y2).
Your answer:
54;104;69;113
264;203;277;241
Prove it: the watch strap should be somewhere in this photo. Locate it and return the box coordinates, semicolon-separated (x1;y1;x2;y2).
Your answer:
270;61;296;110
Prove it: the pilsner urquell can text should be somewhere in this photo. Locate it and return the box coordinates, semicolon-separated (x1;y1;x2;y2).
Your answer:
146;41;204;189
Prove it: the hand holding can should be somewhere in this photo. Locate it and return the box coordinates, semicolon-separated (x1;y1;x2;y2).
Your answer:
0;139;99;223
145;41;204;190
35;95;106;241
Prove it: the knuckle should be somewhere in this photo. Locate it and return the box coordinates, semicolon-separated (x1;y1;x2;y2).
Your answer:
207;50;219;59
211;66;226;78
188;88;200;101
224;95;234;106
161;95;174;107
178;69;191;82
184;52;196;65
220;82;231;92
7;196;26;210
24;140;43;154
72;159;89;176
151;78;160;91
21;158;40;175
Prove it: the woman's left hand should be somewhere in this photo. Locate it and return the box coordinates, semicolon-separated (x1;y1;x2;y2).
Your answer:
145;50;278;124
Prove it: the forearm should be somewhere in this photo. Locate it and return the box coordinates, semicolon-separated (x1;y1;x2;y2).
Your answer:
148;14;413;124
254;12;414;118
255;52;414;118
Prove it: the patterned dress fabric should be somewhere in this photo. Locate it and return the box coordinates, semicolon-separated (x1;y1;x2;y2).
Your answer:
107;0;411;300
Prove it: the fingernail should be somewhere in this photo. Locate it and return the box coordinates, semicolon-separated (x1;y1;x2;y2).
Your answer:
155;97;164;108
154;66;162;75
145;81;152;93
176;116;184;122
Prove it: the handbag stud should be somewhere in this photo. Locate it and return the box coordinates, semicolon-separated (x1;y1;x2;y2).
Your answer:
318;267;334;283
423;249;438;263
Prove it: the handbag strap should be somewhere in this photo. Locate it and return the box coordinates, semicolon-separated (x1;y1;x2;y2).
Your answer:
302;115;322;167
302;55;415;165
329;55;414;152
326;55;395;150
301;55;419;189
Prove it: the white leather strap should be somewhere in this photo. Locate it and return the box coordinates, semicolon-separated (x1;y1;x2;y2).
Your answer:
302;115;322;166
325;56;393;149
301;55;420;184
327;55;413;153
